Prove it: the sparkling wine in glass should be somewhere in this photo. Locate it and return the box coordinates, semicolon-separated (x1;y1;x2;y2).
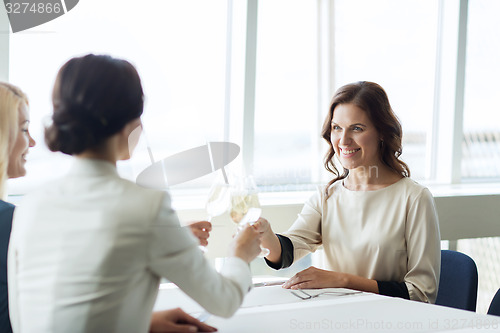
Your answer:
229;192;260;224
230;177;270;257
236;208;270;257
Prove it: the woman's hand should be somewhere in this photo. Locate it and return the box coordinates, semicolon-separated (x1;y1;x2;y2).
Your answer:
251;217;282;263
150;308;217;332
229;224;262;263
187;221;212;247
251;217;275;239
282;266;348;290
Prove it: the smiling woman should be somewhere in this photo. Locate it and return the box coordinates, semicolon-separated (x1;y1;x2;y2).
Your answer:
330;104;381;176
322;81;410;193
256;81;441;304
7;102;36;179
0;83;36;198
0;82;36;333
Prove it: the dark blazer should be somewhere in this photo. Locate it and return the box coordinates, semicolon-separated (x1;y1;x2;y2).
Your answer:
0;200;14;333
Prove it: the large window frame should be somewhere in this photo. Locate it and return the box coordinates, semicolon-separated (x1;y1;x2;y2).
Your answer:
3;0;500;314
1;0;497;199
430;0;468;184
241;0;477;187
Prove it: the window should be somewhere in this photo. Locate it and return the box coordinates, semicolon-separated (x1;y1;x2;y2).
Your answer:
3;0;500;314
6;0;234;194
253;0;319;191
333;0;438;181
462;0;500;179
3;0;500;195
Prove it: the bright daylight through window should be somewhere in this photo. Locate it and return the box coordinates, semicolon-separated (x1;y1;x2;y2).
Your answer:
3;0;500;196
3;0;500;315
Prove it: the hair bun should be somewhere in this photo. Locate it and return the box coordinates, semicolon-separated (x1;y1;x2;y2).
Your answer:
45;54;144;155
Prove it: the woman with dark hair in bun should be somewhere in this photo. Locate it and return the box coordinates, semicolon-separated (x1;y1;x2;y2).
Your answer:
8;54;262;333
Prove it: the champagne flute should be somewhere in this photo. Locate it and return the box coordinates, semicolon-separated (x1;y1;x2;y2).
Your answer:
230;176;270;257
236;208;270;257
206;182;230;222
200;174;231;253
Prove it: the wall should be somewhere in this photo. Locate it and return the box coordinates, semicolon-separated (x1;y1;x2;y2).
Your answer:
176;193;500;258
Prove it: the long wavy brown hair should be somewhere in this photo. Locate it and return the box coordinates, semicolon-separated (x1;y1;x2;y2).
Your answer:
321;81;410;198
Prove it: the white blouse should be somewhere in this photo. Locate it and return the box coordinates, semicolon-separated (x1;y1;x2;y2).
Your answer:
282;177;441;303
8;159;252;333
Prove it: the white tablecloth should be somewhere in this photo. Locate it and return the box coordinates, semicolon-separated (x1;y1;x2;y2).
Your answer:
154;280;500;332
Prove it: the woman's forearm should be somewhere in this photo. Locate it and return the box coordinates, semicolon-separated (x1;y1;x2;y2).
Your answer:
261;231;282;264
343;273;379;294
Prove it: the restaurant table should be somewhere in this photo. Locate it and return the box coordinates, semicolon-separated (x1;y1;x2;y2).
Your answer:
153;278;500;332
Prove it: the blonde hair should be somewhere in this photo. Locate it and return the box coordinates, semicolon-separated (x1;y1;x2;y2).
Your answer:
0;82;28;199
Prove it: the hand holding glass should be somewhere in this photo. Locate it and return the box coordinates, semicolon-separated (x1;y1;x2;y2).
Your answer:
230;184;269;257
199;181;230;253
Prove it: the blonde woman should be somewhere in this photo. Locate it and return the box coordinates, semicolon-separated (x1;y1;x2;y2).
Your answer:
0;82;36;333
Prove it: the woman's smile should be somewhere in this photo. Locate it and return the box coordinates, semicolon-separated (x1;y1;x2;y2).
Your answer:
340;147;361;156
331;103;381;171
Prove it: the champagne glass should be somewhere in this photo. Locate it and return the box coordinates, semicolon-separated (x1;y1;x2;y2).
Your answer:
230;176;270;257
206;182;230;222
200;174;230;253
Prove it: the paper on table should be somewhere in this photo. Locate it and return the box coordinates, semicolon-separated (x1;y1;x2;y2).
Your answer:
154;283;302;314
153;282;368;318
241;286;366;309
294;288;364;298
240;286;301;308
252;276;288;287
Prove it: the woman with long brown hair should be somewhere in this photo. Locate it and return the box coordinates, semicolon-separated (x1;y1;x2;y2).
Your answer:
257;81;440;303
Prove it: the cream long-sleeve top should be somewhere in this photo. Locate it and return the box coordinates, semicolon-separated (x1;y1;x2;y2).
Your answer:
276;177;441;303
8;158;252;333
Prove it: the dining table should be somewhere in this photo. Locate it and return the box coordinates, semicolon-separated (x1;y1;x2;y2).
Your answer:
153;277;500;332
